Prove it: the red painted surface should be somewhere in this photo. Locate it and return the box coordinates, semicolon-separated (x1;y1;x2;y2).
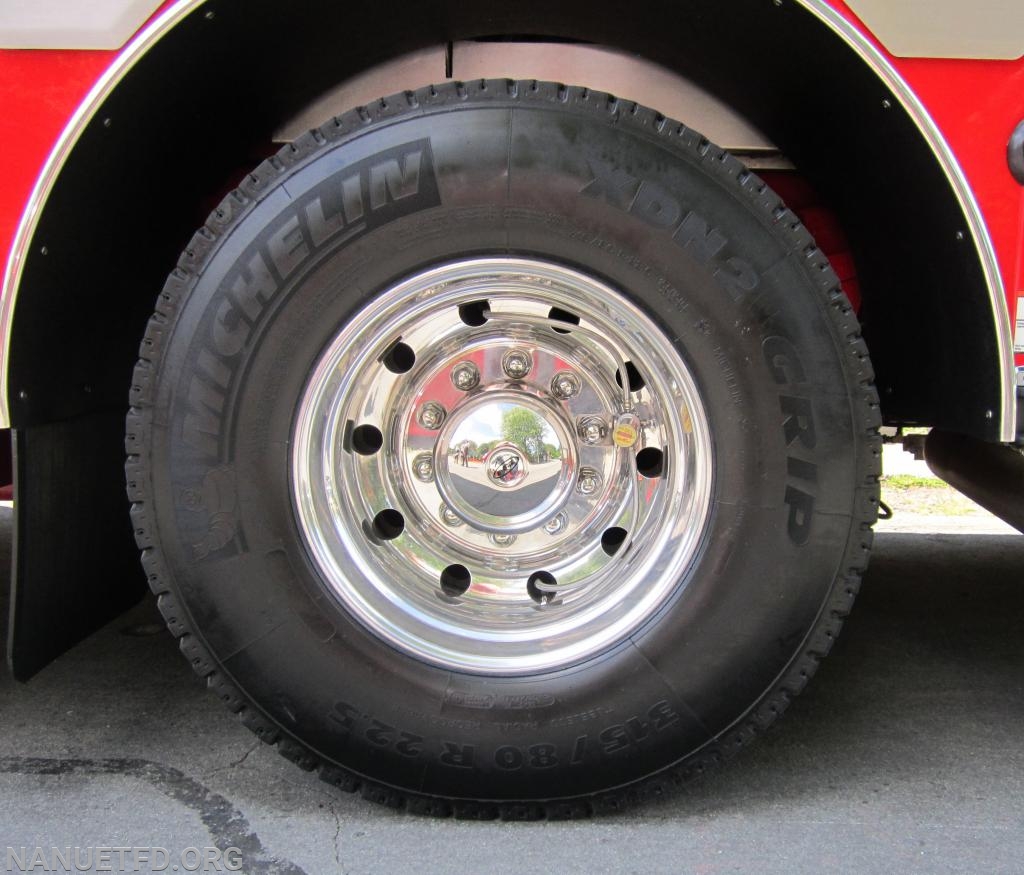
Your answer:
0;1;1021;365
761;170;861;312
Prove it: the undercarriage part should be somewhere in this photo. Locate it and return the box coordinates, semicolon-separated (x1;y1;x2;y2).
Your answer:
924;430;1024;533
274;41;783;161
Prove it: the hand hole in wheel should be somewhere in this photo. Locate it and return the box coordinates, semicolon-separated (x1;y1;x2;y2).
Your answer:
440;564;471;597
351;424;384;455
381;341;415;373
527;571;557;604
615;361;646;391
458;300;489;327
601;527;629;556
371;509;405;541
548;306;580;334
636;447;664;478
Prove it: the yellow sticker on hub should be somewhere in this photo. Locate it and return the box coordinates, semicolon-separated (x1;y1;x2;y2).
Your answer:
613;414;641;448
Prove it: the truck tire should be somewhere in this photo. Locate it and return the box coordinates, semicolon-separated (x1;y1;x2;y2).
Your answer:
125;80;880;818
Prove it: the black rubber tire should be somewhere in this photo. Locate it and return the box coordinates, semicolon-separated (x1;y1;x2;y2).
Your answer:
126;80;881;818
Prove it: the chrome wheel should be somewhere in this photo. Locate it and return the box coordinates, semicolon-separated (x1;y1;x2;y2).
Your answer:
292;257;713;673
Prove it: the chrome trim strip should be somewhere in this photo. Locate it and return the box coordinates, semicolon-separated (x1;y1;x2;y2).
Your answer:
0;0;206;428
0;0;1015;437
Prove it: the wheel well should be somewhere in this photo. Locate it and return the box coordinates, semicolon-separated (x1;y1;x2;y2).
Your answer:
6;0;1006;437
2;0;1009;674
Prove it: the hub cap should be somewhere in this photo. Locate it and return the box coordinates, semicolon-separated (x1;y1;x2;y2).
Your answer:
434;391;577;533
292;258;713;674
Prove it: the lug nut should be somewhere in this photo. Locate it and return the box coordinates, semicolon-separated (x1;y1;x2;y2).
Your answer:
502;349;533;380
577;416;607;445
489;533;517;547
450;361;480;391
551;371;581;400
439;504;463;527
418;402;446;430
544;512;568;535
578;468;602;495
412;453;434;482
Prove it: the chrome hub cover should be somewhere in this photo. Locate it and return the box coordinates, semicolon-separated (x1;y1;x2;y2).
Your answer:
291;258;713;674
434;391;577;533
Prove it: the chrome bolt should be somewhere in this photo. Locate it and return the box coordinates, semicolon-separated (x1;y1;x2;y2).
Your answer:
544;512;568;535
502;349;533;380
551;371;581;400
450;361;480;391
412;453;434;482
489;533;517;547
418;402;446;430
578;468;602;496
577;416;607;445
439;504;463;527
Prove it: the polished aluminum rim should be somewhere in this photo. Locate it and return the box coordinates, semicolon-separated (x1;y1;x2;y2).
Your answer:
291;258;713;674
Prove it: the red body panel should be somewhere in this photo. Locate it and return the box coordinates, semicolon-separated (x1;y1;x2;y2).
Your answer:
0;1;1022;363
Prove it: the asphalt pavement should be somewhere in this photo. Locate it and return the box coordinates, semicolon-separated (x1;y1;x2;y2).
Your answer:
1;506;1022;874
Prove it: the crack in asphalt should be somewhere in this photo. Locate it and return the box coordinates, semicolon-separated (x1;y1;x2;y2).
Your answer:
206;738;262;777
326;799;344;868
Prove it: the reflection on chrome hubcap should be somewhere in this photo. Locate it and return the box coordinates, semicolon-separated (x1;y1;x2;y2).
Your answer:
291;258;713;674
434;391;576;534
486;447;527;488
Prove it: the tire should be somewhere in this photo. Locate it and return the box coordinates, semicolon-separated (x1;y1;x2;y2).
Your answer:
126;80;880;818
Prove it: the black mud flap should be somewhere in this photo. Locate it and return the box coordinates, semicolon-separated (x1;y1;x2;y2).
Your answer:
7;412;145;681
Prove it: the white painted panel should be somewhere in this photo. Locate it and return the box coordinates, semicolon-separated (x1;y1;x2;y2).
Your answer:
847;0;1024;60
0;0;165;50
